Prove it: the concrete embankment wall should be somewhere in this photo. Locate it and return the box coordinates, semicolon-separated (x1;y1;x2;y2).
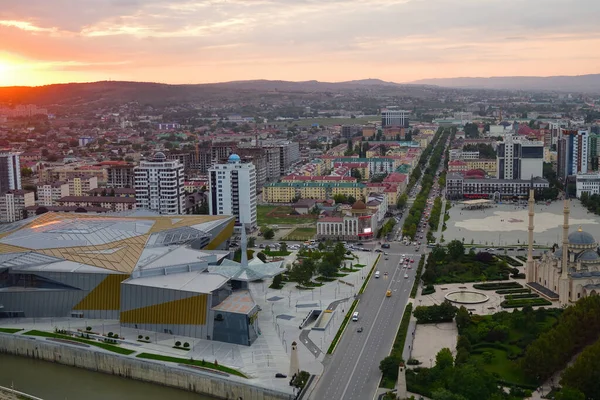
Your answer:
0;385;43;400
0;335;292;400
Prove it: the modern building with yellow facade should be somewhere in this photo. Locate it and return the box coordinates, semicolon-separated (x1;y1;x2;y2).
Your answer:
263;182;367;203
465;159;497;175
0;211;270;345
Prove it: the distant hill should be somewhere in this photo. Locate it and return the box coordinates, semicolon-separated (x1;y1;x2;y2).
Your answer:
410;74;600;93
0;79;430;106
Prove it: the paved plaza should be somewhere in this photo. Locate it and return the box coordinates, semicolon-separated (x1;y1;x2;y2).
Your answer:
445;199;600;247
0;250;379;394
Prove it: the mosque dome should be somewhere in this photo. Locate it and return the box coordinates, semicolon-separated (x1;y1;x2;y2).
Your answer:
153;152;166;161
553;248;563;259
228;154;241;163
352;200;367;210
568;227;596;246
578;249;600;262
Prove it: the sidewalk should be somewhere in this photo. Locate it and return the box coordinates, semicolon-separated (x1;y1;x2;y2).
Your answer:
0;250;379;394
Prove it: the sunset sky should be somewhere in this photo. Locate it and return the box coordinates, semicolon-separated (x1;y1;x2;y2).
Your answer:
0;0;599;87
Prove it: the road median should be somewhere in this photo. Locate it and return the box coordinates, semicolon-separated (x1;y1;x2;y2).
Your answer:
327;254;381;354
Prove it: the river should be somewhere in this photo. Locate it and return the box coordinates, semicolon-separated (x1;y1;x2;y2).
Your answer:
0;353;216;400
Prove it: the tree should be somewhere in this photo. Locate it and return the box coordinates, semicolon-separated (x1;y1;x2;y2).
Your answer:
447;363;498;400
560;339;600;399
247;237;256;248
431;389;467;400
379;356;400;380
351;168;362;180
435;348;454;370
397;193;408;209
279;242;288;252
20;167;33;178
447;240;465;260
455;307;471;333
271;273;283;288
554;388;586;400
264;229;275;240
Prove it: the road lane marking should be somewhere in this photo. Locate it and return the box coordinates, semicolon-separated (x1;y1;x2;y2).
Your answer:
339;265;401;400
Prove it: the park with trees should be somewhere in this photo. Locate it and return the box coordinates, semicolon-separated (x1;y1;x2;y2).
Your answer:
421;241;513;284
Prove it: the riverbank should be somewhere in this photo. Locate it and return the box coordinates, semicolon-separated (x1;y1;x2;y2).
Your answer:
0;334;292;400
0;386;42;400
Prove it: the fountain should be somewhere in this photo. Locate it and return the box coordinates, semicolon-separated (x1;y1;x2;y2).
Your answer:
445;290;489;304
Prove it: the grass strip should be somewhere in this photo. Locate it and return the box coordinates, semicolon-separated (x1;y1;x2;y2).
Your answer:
380;303;414;388
327;254;380;354
23;330;134;355
0;328;23;334
136;352;246;377
410;255;425;299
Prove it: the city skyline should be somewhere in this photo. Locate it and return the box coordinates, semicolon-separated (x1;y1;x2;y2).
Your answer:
1;0;599;87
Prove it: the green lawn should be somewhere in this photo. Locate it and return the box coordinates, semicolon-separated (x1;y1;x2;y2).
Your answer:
0;328;22;334
470;347;532;385
23;330;135;355
136;353;246;377
257;205;316;227
284;227;317;241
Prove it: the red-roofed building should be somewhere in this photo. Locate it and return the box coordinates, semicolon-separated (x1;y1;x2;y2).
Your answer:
281;175;357;183
448;160;468;173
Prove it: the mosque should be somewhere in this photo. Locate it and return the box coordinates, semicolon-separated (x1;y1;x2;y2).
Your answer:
526;189;600;305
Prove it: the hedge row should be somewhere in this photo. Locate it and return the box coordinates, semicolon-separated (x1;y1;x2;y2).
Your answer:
473;282;523;291
496;288;531;295
495;255;523;267
504;293;539;300
501;298;552;308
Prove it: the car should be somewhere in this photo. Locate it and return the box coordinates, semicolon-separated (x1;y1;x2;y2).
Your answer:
404;273;409;279
384;271;388;276
408;265;412;269
386;290;392;297
375;271;380;278
384;252;388;255
275;373;288;378
375;249;383;253
385;257;389;260
357;327;363;332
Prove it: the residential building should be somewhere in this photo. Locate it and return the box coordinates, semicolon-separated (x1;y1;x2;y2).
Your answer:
588;134;600;172
576;173;600;198
557;129;588;180
78;137;94;147
37;181;70;207
107;163;135;188
0;190;34;222
331;157;396;175
68;176;98;196
0;152;21;194
41;165;108;184
57;196;136;212
263;140;300;175
496;135;544;180
263;182;367;203
134;152;186;215
208;154;257;231
381;108;409;128
465;159;497;176
445;173;549;200
448;160;468;173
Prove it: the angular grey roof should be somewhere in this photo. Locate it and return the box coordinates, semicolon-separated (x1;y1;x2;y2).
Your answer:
209;259;284;282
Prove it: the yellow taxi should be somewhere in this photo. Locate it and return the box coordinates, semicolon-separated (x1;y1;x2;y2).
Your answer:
386;290;392;297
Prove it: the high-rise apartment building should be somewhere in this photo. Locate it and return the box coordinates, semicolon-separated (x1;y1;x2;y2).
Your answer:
0;190;34;222
208;154;257;231
557;129;588;180
134;152;185;215
36;181;69;206
107;164;135;188
496;135;543;180
381;108;409;128
263;140;300;175
588;133;600;172
0;153;21;194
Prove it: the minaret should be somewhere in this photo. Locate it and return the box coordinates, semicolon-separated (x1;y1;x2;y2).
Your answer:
289;341;300;377
561;199;570;279
526;189;535;281
395;362;407;398
559;199;571;305
240;222;248;268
